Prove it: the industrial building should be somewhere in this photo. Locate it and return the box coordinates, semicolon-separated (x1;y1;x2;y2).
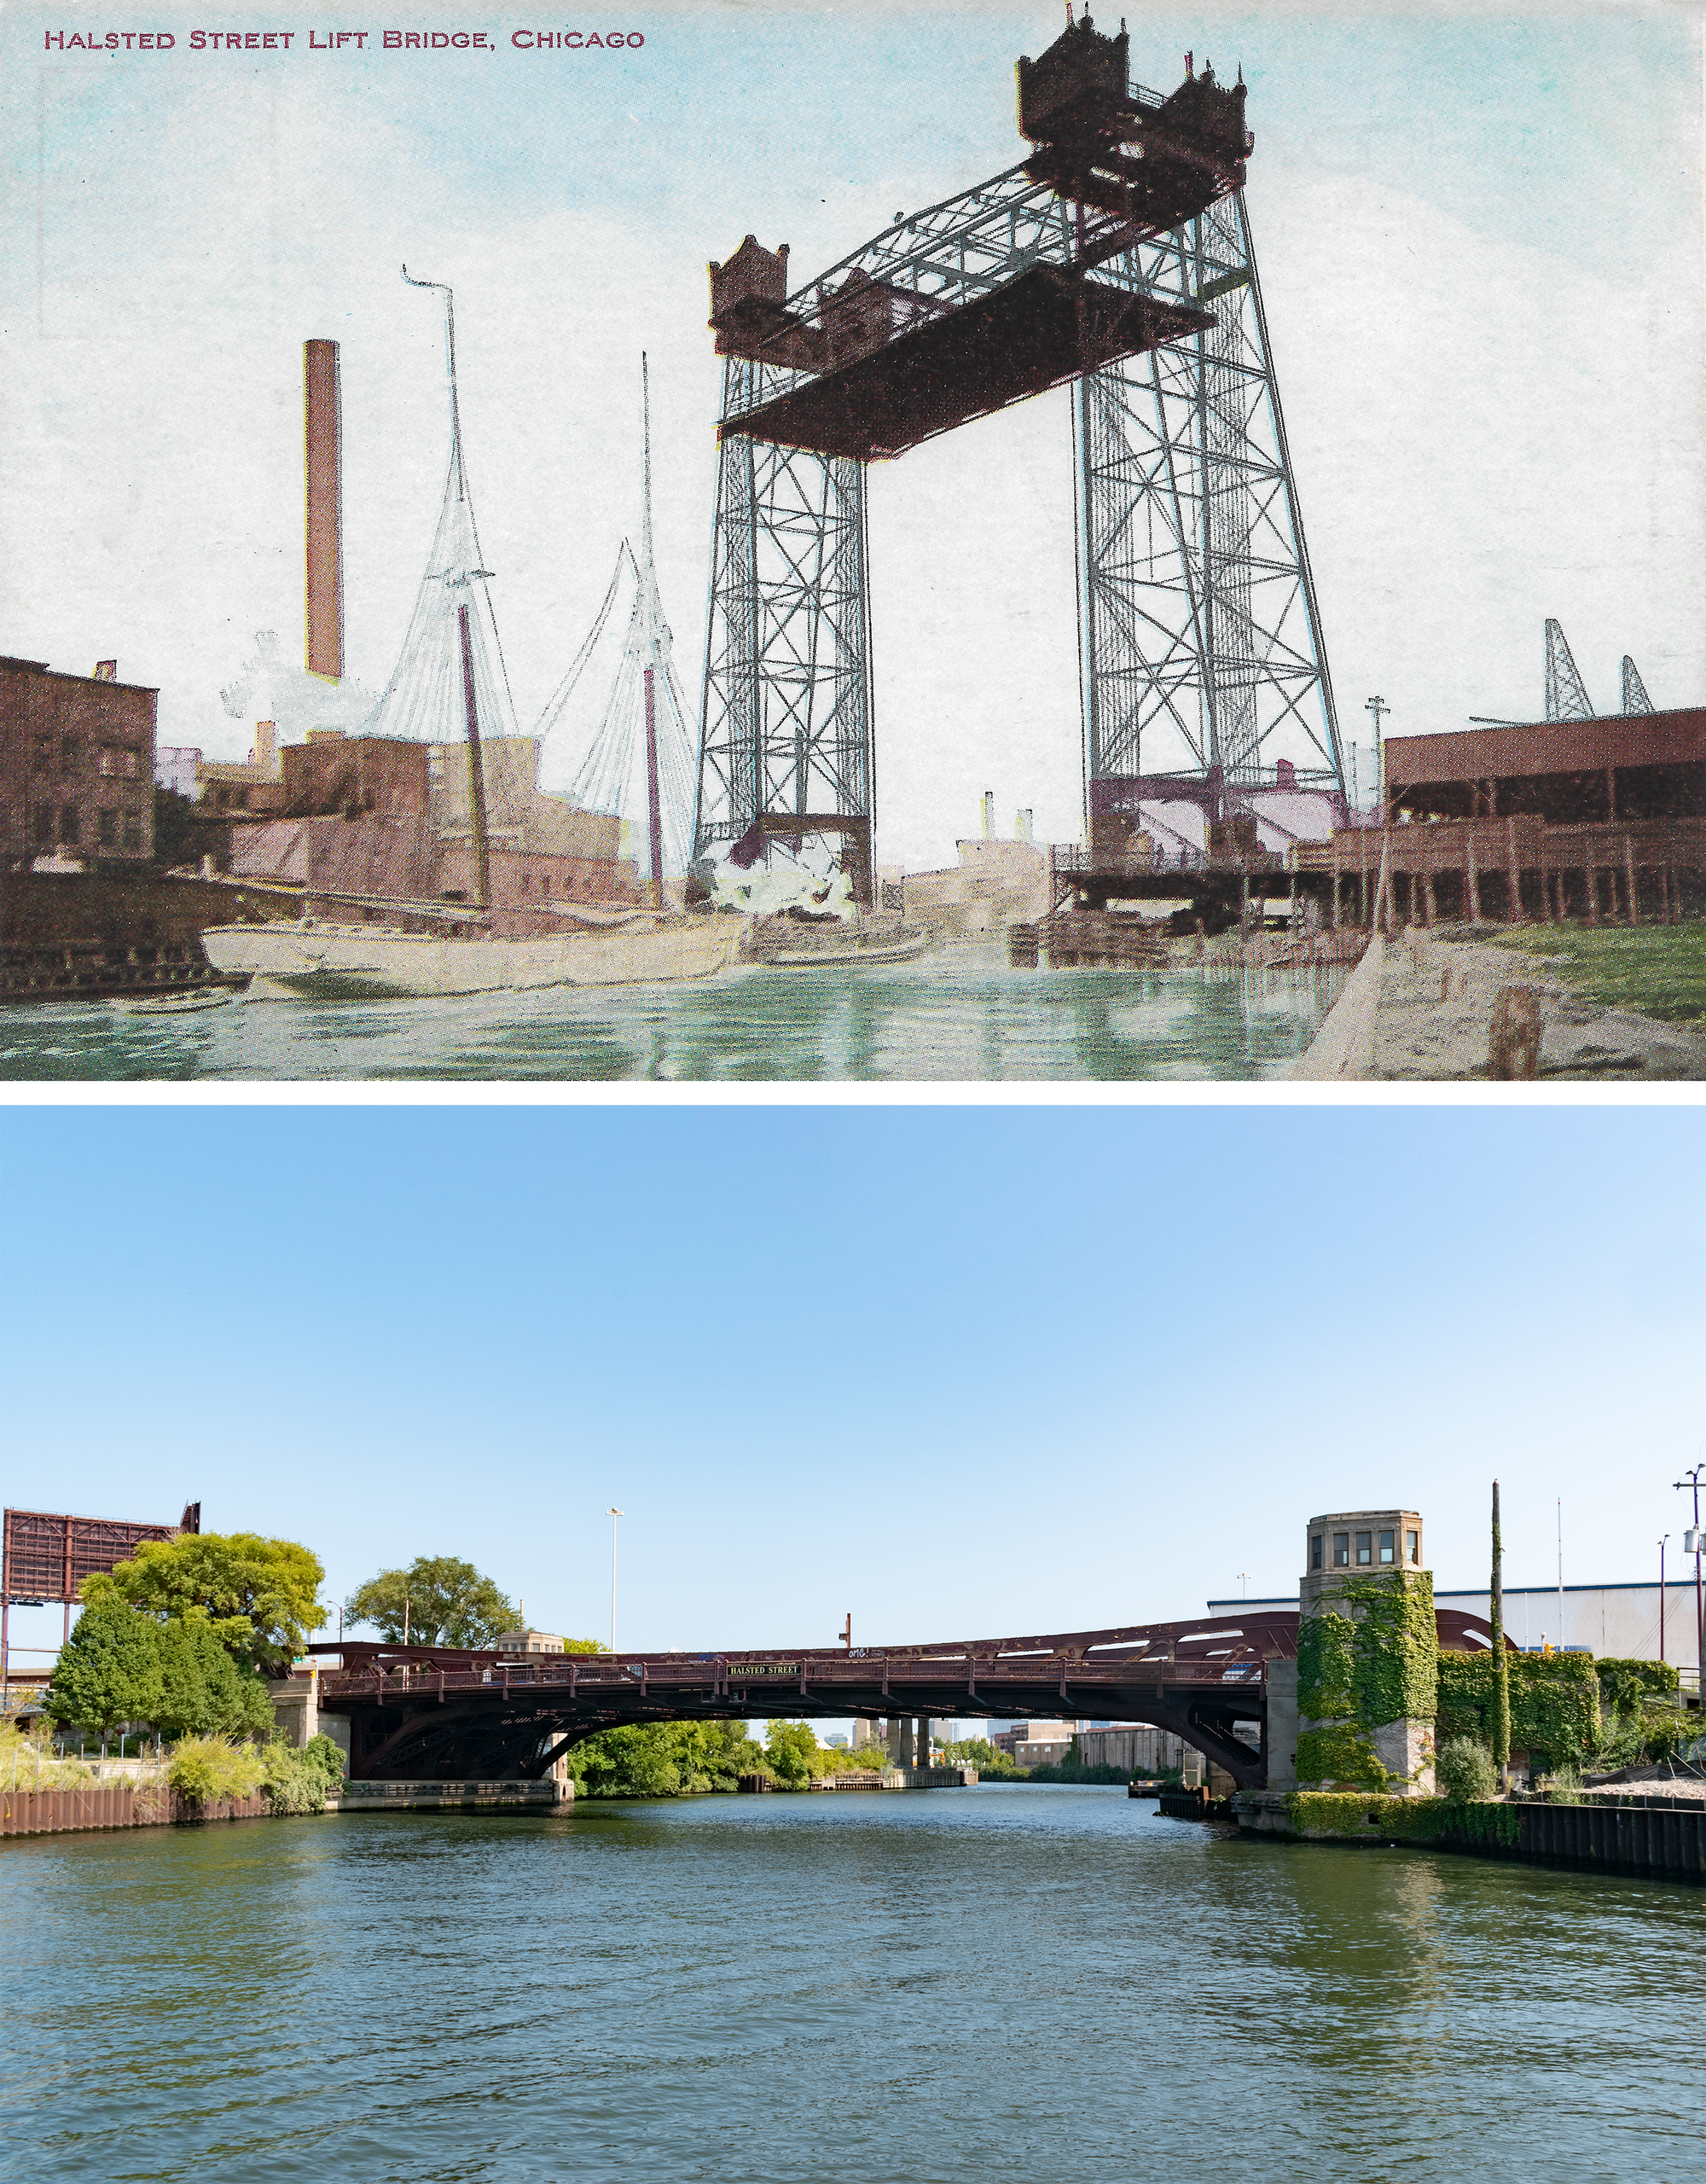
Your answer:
212;730;645;914
0;655;155;868
1291;706;1706;926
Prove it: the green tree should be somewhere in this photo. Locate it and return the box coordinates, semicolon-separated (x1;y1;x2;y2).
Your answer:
566;1718;764;1798
343;1556;515;1647
84;1532;326;1671
46;1599;163;1736
943;1737;1016;1777
765;1719;819;1787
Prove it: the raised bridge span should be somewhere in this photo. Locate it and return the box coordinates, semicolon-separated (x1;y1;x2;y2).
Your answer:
310;1606;1498;1787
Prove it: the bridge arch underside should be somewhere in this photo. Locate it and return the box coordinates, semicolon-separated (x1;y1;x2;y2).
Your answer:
329;1678;1267;1789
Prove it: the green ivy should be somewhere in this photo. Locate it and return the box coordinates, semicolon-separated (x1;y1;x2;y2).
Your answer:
1297;1610;1357;1720
1596;1657;1679;1715
1436;1651;1599;1771
1294;1723;1387;1789
1297;1571;1437;1743
1338;1572;1438;1724
1280;1792;1520;1850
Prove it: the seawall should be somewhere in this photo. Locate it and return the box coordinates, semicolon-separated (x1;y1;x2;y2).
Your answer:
1233;1788;1706;1883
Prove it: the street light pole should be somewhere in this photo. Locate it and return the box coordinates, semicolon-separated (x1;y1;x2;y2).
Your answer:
1658;1537;1669;1663
1674;1463;1704;1705
607;1508;624;1653
1365;696;1390;815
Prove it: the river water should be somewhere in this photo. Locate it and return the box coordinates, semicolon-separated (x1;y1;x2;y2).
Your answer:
0;946;1343;1081
3;1786;1701;2183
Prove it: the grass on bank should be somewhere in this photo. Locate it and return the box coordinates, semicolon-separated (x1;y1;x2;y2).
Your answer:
1491;921;1706;1025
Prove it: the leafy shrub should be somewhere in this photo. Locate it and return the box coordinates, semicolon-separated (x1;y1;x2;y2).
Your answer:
1435;1736;1496;1803
302;1734;346;1786
167;1735;264;1805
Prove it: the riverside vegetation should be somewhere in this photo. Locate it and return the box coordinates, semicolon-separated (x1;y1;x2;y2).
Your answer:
41;1528;345;1817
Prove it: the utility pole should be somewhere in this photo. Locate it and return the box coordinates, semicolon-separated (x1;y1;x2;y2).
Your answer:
1674;1463;1704;1703
1557;1499;1564;1652
1236;1572;1250;1600
1491;1481;1511;1791
1365;697;1389;814
1658;1537;1670;1662
607;1508;624;1653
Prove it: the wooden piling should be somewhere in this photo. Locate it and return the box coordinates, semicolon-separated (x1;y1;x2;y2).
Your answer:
1465;823;1483;923
1505;817;1523;923
1624;834;1639;926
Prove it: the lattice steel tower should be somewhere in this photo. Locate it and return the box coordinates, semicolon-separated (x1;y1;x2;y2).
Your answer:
1074;190;1343;810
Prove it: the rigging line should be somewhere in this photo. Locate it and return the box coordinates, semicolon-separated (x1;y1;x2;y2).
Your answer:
536;541;641;741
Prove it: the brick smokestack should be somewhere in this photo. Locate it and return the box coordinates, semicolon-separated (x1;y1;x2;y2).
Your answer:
304;339;344;681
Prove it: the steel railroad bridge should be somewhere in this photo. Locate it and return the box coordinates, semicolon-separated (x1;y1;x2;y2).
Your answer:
310;1606;1499;1787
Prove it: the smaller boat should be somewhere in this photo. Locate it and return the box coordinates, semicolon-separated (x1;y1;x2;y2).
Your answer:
107;988;235;1016
754;926;931;969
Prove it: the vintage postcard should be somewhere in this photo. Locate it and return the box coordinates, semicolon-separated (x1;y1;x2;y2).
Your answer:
2;0;1700;1082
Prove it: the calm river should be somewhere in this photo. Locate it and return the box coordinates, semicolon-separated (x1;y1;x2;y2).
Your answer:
2;1786;1701;2183
0;946;1343;1081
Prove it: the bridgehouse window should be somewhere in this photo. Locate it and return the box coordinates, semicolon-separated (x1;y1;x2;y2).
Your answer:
1378;1529;1395;1565
1310;1534;1323;1571
1333;1532;1349;1567
1407;1530;1420;1565
1355;1531;1372;1565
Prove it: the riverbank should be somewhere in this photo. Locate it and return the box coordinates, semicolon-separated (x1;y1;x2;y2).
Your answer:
1292;921;1706;1079
1232;1787;1706;1881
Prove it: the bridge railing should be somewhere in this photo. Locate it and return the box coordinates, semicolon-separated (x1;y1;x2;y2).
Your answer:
316;1654;1268;1703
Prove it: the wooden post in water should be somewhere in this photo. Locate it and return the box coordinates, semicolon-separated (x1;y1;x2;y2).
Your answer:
1505;817;1523;923
1624;834;1639;926
457;601;491;912
1465;823;1482;924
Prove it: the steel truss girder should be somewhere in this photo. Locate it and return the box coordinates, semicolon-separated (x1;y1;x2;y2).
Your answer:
1075;189;1344;797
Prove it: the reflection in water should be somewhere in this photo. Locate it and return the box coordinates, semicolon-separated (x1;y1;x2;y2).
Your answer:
1;1788;1702;2183
0;944;1349;1083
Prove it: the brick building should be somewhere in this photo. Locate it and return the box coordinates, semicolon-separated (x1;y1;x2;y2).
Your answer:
0;656;155;867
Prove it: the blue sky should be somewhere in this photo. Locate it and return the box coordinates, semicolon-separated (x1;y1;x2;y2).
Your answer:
3;2;1700;868
3;1104;1701;1668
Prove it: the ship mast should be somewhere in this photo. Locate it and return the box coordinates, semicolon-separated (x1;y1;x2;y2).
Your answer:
639;353;664;911
403;264;491;912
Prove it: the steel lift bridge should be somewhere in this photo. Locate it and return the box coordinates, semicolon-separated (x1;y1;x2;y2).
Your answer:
692;14;1344;903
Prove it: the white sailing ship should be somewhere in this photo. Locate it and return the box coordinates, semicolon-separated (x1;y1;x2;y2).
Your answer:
203;906;736;999
204;276;734;1002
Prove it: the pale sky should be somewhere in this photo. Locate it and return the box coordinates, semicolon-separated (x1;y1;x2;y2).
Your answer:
2;1;1701;870
2;1107;1703;1669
